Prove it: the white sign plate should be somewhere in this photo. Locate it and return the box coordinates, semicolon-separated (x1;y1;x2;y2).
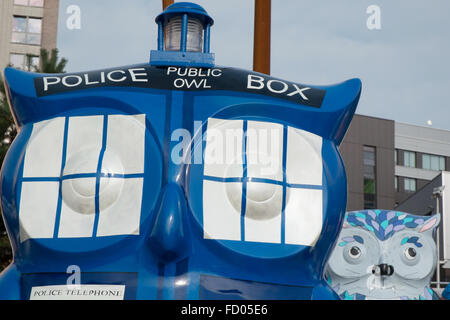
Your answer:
30;285;125;300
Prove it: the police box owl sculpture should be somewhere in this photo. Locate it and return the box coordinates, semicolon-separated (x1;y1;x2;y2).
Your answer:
325;210;440;300
0;3;361;299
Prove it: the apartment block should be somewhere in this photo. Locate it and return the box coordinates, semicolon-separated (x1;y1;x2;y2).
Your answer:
0;0;59;72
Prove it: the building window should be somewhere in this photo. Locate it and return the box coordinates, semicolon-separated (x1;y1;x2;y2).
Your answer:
394;176;398;191
394;149;398;165
403;151;416;168
363;146;376;209
404;178;416;193
14;0;44;7
10;53;39;71
422;154;445;171
12;16;42;45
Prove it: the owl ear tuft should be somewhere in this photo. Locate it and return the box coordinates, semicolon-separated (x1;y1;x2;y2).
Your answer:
419;214;440;233
321;78;362;145
4;67;39;128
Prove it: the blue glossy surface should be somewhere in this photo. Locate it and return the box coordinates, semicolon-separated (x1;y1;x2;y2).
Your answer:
0;64;360;300
0;3;361;300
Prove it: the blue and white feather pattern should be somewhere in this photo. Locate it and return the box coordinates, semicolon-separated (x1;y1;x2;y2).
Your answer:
325;210;441;300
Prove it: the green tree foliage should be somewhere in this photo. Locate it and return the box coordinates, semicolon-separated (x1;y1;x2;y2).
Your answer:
0;74;16;164
0;48;67;272
0;235;12;271
34;48;68;74
0;74;14;272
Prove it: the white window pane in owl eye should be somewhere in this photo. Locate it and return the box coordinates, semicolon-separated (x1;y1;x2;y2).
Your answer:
19;181;59;242
57;178;97;238
104;114;146;174
203;180;242;241
204;118;243;178
285;188;322;246
96;178;143;237
64;116;104;175
23;117;65;177
244;182;283;243
246;121;283;182
286;127;323;186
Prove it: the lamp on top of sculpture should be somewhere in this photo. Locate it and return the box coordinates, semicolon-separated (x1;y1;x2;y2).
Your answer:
150;2;214;67
0;2;361;300
325;210;441;300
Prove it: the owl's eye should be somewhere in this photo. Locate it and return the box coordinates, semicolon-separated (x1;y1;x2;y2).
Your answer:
349;246;361;259
404;247;417;260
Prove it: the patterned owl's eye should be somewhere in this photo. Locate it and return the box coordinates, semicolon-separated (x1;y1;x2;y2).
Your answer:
404;247;417;260
349;246;361;259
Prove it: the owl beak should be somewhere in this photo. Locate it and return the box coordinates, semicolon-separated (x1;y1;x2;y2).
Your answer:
372;264;395;277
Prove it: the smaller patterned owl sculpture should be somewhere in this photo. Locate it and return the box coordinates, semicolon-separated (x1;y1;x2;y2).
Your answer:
325;210;440;300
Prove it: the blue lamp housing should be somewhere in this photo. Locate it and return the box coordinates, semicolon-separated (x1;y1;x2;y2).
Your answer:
150;2;215;67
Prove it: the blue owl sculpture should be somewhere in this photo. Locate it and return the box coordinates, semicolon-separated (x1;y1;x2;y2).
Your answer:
0;3;361;299
325;210;441;300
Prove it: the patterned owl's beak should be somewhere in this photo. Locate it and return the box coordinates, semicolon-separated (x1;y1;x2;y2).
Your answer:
372;264;395;277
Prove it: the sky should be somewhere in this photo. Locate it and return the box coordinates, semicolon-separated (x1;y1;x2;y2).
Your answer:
57;0;450;130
